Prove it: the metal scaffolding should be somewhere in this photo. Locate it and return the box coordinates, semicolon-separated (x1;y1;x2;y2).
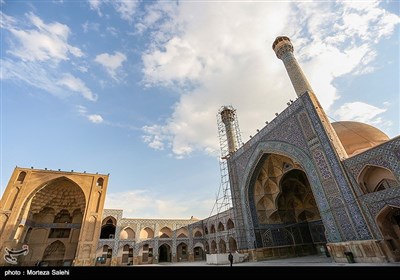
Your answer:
209;105;243;217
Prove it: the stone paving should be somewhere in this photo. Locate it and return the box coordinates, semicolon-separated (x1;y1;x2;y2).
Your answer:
140;255;400;267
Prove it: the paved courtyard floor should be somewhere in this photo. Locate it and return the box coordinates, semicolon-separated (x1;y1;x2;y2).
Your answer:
140;255;400;267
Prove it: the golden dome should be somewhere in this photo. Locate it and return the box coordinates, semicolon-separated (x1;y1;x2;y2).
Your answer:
332;121;390;157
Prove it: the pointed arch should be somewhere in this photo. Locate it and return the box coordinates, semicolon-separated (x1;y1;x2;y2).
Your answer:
242;141;340;245
16;171;27;183
210;240;217;253
120;227;135;240
158;244;171;262
357;165;399;194
217;222;225;232
210;224;216;234
376;205;400;254
218;239;227;253
193;228;203;237
42;240;66;266
176;242;188;262
100;216;116;239
193;243;205;261
140;227;154;239
176;227;188;238
229;237;237;252
159;226;172;238
16;176;87;266
227;219;234;230
205;241;210;254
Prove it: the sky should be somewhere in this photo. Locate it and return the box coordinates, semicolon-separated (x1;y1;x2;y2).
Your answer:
1;0;399;220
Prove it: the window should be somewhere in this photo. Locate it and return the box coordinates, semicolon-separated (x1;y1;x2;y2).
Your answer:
16;172;26;183
97;178;104;188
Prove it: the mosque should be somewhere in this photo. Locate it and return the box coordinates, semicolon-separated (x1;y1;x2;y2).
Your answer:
0;36;399;266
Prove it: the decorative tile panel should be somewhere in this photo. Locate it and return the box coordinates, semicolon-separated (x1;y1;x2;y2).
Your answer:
298;111;316;141
312;149;332;180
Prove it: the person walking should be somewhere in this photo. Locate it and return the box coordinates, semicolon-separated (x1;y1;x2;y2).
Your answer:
228;252;233;267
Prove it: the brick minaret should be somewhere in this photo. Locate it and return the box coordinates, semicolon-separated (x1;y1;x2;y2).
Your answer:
273;36;313;97
273;36;348;159
220;106;238;154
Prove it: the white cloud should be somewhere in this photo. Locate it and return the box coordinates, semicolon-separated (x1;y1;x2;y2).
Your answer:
113;1;138;22
82;20;100;33
1;59;95;102
0;11;16;29
1;59;63;95
142;37;203;86
88;0;139;22
6;12;82;62
76;105;87;115
57;73;97;101
134;2;169;35
1;12;93;102
140;1;399;158
334;102;390;129
95;51;127;81
106;26;118;36
142;125;167;150
76;105;104;124
88;114;104;123
88;0;102;16
105;190;214;219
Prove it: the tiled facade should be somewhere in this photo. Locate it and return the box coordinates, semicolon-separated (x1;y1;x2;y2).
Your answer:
225;36;400;263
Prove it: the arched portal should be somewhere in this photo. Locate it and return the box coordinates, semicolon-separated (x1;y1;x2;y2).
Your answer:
42;240;66;266
229;237;237;252
21;177;86;266
219;239;227;253
176;242;188;262
205;241;210;254
210;240;217;253
250;154;326;257
193;243;205;261
376;206;400;261
158;244;171;262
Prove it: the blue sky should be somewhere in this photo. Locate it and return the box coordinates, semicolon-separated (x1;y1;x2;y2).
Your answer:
1;0;399;219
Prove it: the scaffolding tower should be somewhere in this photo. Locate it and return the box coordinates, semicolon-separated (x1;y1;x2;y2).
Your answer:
209;105;243;217
204;105;251;259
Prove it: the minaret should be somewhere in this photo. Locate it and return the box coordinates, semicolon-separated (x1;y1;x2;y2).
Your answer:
272;36;313;97
272;36;348;159
220;106;238;155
